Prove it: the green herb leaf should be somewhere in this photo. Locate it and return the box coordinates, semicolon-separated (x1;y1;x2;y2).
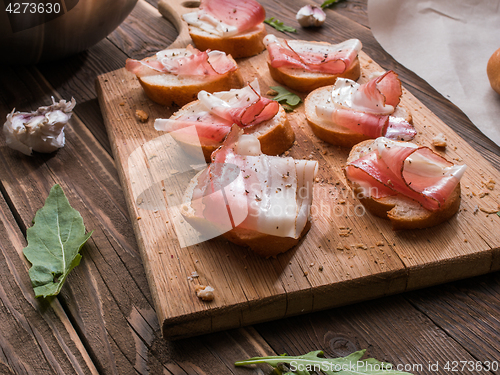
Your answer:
235;349;414;375
497;211;500;217
270;86;302;112
264;17;297;33
321;0;343;9
23;184;93;298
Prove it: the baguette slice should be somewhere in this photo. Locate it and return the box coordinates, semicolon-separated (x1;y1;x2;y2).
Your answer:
180;127;317;257
268;55;360;93
189;23;267;59
305;85;413;148
182;174;312;257
345;139;462;230
168;99;295;163
130;49;243;108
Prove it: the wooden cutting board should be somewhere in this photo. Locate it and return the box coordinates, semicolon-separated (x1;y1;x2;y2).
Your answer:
96;0;500;340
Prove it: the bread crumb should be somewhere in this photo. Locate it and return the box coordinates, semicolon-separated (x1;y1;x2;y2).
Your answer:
318;265;324;271
339;227;352;237
482;178;496;190
135;109;149;123
479;206;500;214
432;133;447;148
119;102;125;106
479;190;489;198
137;216;141;220
187;271;199;281
195;285;214;301
266;89;278;96
356;243;368;250
376;241;385;246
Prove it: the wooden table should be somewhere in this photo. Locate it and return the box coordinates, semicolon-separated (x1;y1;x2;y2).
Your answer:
1;1;499;374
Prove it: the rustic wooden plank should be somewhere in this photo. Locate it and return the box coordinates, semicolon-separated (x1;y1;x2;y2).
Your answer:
0;64;153;374
407;274;500;372
107;0;178;60
254;295;492;375
0;181;98;374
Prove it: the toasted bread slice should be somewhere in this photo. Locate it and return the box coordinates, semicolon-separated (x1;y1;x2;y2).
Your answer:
181;170;311;257
133;51;243;108
188;24;267;59
268;55;360;93
305;85;412;148
345;139;461;230
170;103;295;162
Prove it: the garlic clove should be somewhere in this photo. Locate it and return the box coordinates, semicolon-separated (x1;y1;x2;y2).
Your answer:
296;5;326;27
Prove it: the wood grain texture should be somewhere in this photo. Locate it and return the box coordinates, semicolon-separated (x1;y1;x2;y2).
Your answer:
1;0;500;373
254;294;489;375
406;274;500;374
0;176;98;374
96;0;500;339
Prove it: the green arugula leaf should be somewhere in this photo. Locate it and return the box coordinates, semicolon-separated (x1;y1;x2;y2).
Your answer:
497;211;500;217
235;349;414;375
321;0;342;8
264;17;297;33
23;184;93;298
270;86;302;112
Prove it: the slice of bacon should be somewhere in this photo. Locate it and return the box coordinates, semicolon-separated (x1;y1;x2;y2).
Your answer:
155;80;279;142
315;107;416;141
350;70;402;112
345;138;466;211
125;45;237;77
190;125;317;240
199;0;265;32
316;71;416;141
264;35;362;74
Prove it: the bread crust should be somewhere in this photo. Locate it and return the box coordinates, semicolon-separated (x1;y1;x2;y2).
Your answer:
305;85;413;148
222;220;311;257
268;56;361;93
189;24;267;59
170;103;295;162
345;139;462;230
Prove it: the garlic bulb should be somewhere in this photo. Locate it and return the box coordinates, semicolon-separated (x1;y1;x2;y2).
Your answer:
3;97;76;155
296;5;326;27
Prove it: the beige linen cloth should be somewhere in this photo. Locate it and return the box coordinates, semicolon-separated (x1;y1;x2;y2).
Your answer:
368;0;500;146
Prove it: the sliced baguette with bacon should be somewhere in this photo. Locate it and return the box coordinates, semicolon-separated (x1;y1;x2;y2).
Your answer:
181;126;317;257
181;0;267;58
268;56;361;93
154;79;295;162
305;84;413;148
264;36;362;92
188;24;267;59
167;102;294;162
345;138;464;230
126;47;243;108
